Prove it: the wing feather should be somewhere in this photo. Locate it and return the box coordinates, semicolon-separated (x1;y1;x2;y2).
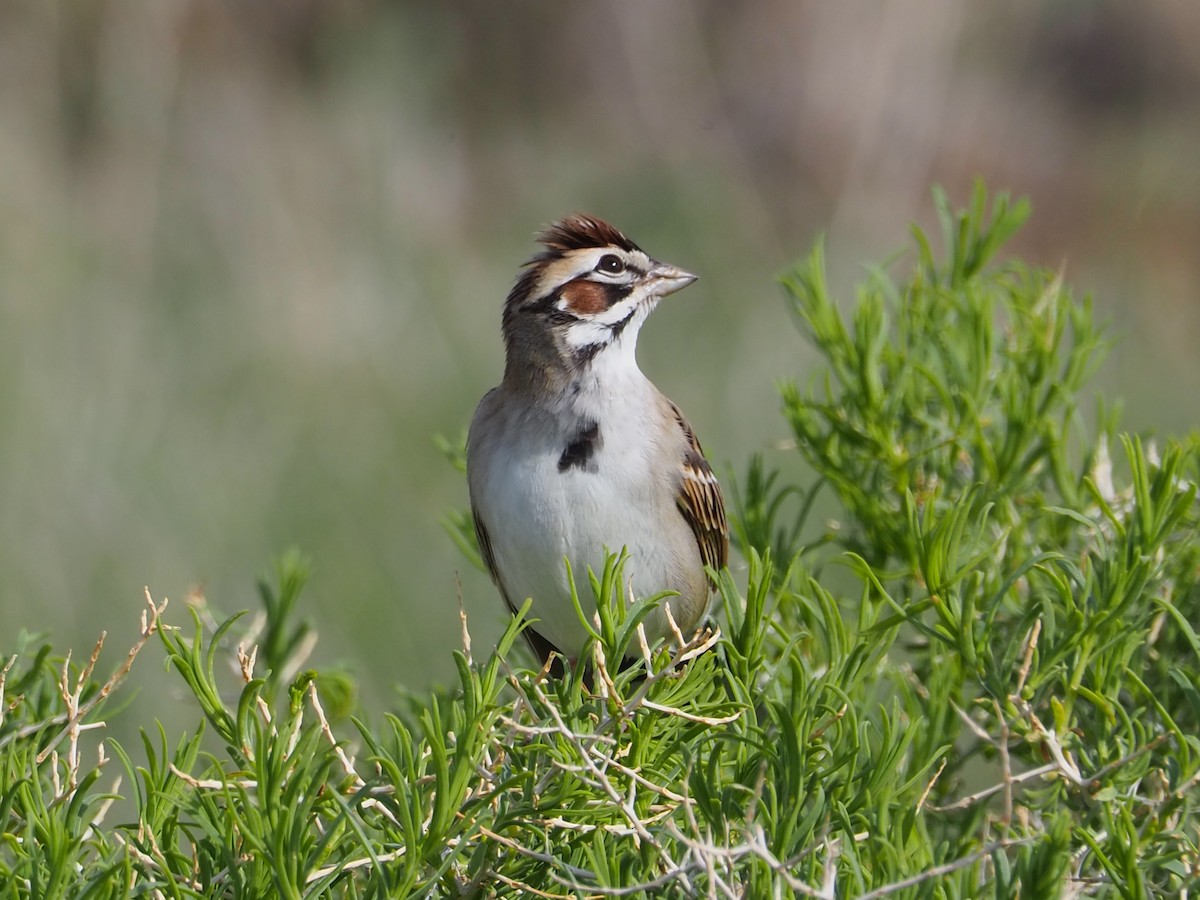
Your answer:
471;502;502;587
668;402;729;578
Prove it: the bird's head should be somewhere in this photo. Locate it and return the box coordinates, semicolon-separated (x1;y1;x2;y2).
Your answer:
501;214;696;388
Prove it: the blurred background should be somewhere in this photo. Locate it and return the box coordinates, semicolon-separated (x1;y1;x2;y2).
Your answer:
1;2;1197;711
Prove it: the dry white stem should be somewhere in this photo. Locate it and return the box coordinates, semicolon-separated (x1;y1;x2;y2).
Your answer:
143;823;187;898
529;680;667;858
663;820;832;898
538;811;673;835
640;699;740;726
530;655;556;687
457;574;472;665
1091;433;1115;504
1088;733;1172;786
50;749;60;797
112;830;204;893
926;764;1057;813
635;621;653;670
1026;712;1084;785
915;757;947;814
90;774;122;828
0;654;16;728
592;641;617;700
810;704;847;741
237;643;258;684
566;752;690;803
79;633;104;684
1015;618;1041;697
169;763;257;791
676;776;727;898
663;604;687;650
55;632;105;794
0;716;68;753
993;698;1014;825
556;866;692;897
592;625;720;735
46;633;105;796
252;704;274;753
489;870;576;899
673;626;721;665
819;834;841;899
308;681;363;787
855;837;1036;899
548;758;607;792
950;700;993;745
477;824;597;880
37;590;166;766
497;715;617;744
305;846;409;884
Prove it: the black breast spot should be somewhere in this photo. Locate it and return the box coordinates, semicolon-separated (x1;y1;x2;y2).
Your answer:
558;421;601;473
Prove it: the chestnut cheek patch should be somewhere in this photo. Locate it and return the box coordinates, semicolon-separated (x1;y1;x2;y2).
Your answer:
560;280;612;316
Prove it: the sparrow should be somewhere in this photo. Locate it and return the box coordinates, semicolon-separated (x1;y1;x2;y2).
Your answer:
466;214;727;670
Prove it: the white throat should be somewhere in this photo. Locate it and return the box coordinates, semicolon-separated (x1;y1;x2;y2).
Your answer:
565;311;654;410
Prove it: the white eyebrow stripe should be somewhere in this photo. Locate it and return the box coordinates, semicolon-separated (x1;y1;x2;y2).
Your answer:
532;256;594;299
531;246;657;298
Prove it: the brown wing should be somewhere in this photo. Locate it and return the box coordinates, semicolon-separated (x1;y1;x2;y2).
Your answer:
669;402;729;580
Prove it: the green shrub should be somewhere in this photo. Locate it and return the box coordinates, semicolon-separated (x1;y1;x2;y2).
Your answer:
2;184;1197;897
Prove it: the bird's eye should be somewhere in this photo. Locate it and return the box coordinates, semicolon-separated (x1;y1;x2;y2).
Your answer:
596;254;626;275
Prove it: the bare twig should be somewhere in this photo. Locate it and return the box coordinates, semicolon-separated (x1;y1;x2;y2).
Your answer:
236;642;258;683
0;654;18;728
456;573;472;665
309;680;360;784
994;699;1014;825
169;764;257;791
1015;618;1041;698
112;829;205;893
926;764;1057;813
476;824;597;880
36;590;167;767
305;847;408;884
855;837;1036;899
1087;733;1171;788
0;715;69;753
556;866;691;897
640;699;740;726
489;871;575;899
89;774;122;829
306;681;402;828
662;820;836;899
1026;711;1083;786
915;757;947;814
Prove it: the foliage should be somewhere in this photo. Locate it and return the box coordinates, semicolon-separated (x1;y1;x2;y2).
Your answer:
2;184;1198;897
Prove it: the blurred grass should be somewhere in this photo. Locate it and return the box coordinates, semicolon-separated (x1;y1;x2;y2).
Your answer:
0;1;1197;729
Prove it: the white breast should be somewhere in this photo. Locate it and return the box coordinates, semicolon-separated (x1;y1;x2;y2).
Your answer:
468;357;707;657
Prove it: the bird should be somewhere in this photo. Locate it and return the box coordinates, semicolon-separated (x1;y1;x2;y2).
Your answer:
466;214;727;672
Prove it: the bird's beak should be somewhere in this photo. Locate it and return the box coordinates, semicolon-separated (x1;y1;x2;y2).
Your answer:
647;263;698;297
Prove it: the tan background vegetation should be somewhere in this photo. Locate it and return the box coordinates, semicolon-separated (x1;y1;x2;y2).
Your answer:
1;2;1197;708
